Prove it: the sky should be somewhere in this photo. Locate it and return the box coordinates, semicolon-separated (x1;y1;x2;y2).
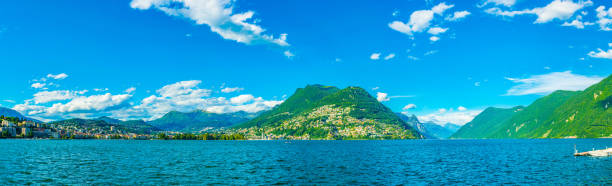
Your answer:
0;0;611;124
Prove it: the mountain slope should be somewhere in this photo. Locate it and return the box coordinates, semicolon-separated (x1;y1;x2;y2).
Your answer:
396;113;457;139
235;85;422;139
149;110;257;132
236;84;339;128
0;107;42;122
51;118;160;134
488;90;580;138
451;106;524;139
523;74;612;138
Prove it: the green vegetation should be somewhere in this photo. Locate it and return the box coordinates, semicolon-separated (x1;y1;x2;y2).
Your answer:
233;85;422;139
156;132;245;140
452;74;612;139
451;106;524;139
149;110;256;132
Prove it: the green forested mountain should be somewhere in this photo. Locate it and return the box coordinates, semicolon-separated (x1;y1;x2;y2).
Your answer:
234;85;422;139
452;74;612;139
0;107;41;123
451;106;525;139
51;118;160;134
149;110;257;132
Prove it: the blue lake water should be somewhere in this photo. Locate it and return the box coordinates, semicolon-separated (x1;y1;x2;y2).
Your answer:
1;139;611;185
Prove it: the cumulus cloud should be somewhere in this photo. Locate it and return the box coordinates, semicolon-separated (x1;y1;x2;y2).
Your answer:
427;27;448;35
504;71;603;96
430;36;440;42
403;104;416;110
230;94;255;105
418;109;482;125
125;87;136;93
284;50;295;59
130;0;289;46
221;87;244;93
47;73;68;80
46;93;132;114
389;2;469;42
376;92;390;102
33;90;78;104
31;83;46;89
562;15;594;29
587;42;612;59
485;0;593;24
370;53;381;60
481;0;516;7
457;106;467;111
384;53;396;60
595;6;612;31
445;11;471;21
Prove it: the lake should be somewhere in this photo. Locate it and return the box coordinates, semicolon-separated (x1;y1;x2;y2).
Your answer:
1;139;611;185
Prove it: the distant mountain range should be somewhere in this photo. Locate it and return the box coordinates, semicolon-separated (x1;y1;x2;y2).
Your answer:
50;117;161;134
452;74;612;139
396;113;460;139
148;110;258;132
0;107;41;122
234;85;423;139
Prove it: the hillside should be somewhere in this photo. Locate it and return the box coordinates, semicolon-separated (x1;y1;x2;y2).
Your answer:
396;113;458;139
149;110;257;132
452;74;612;139
0;107;41;122
521;74;612;138
51;118;160;134
451;106;524;139
234;85;423;139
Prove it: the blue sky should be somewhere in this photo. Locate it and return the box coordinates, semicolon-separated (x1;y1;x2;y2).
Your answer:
0;0;611;124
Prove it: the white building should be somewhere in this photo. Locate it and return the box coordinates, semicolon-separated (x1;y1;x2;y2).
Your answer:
1;120;15;127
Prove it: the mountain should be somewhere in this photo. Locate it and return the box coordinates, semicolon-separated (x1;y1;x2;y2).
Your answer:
443;123;461;132
149;110;257;132
396;113;455;139
51;118;160;134
235;85;423;139
0;107;42;123
451;106;525;139
452;74;612;139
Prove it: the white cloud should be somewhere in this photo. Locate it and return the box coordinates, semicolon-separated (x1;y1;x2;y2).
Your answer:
596;6;612;31
474;82;481;86
93;88;108;92
482;0;516;7
31;83;46;89
376;92;390;102
485;0;593;24
407;55;420;60
418;109;482;125
221;87;244;93
445;11;471;21
457;106;467;111
284;50;295;59
427;27;448;35
424;50;438;56
230;94;255;105
403;104;416;110
384;53;396;60
430;36;440;42
370;53;381;60
562;15;594;29
130;0;289;46
372;87;380;90
125;87;136;93
33;90;79;104
47;73;68;80
432;2;454;15
438;108;447;113
46;93;132;114
587;42;612;59
505;71;603;96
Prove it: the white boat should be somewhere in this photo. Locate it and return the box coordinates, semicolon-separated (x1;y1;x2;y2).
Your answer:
574;147;612;157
